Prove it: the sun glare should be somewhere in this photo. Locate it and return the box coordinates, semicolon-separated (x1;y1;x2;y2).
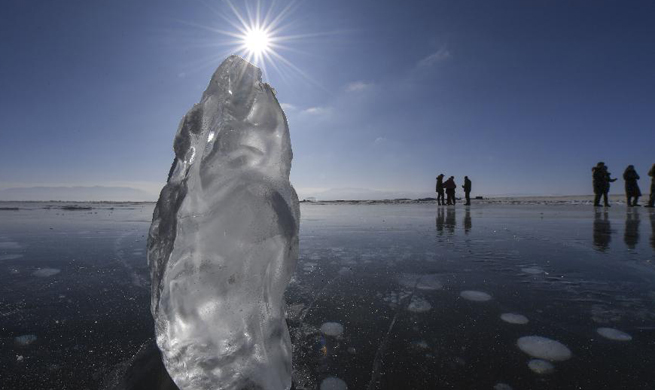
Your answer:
183;0;325;85
244;28;271;55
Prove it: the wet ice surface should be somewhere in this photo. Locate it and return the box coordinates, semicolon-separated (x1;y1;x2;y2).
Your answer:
1;202;655;389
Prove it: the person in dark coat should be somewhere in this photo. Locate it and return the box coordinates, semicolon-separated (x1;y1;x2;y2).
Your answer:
592;162;608;207
647;164;655;208
462;176;472;206
444;176;456;205
623;165;641;207
435;174;445;206
592;162;615;207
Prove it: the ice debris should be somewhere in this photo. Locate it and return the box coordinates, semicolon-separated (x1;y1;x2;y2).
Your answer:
517;336;572;361
147;55;299;390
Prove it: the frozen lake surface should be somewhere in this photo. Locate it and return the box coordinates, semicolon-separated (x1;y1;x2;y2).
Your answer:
1;202;654;389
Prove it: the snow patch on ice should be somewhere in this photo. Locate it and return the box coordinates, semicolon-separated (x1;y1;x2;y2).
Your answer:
517;336;572;361
0;241;21;249
32;268;60;277
460;290;492;302
521;267;544;275
0;254;24;261
15;335;37;346
407;296;432;313
320;322;344;337
528;359;554;374
501;313;529;325
597;327;632;341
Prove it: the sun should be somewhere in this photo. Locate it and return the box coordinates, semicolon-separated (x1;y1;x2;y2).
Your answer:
243;28;271;56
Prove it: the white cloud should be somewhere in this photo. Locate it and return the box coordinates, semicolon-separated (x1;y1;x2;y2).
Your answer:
280;103;297;112
374;137;387;144
417;48;451;68
345;81;373;92
302;106;331;115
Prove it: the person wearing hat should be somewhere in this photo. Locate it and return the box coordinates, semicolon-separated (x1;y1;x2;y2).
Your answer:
462;176;472;206
444;176;457;205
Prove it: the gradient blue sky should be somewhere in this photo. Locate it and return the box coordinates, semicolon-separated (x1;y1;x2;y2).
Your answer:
1;0;654;199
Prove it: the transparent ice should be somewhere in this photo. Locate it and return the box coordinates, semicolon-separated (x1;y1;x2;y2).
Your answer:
147;55;299;390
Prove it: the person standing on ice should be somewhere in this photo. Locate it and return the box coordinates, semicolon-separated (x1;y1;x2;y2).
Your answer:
462;176;472;206
592;162;607;207
444;176;457;205
623;165;641;207
646;164;655;208
435;174;445;205
592;162;615;207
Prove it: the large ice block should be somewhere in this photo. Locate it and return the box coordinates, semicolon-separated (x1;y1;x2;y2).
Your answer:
147;55;299;390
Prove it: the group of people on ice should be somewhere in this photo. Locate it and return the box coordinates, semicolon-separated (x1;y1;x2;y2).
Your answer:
592;162;655;207
436;174;472;206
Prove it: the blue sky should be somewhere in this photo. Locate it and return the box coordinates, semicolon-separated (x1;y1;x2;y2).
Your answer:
1;0;653;199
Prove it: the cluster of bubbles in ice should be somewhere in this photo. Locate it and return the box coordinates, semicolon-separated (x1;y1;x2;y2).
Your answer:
147;55;299;390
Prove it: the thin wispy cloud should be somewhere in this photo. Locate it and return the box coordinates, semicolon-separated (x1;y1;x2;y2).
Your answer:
345;81;373;92
417;48;451;68
280;103;297;111
302;106;331;115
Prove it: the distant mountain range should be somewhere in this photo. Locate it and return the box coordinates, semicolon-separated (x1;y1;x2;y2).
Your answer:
299;187;435;201
0;186;156;202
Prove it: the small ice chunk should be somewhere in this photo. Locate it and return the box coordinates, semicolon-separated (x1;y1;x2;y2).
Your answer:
15;335;37;346
320;322;344;337
320;377;348;390
494;384;513;390
407;296;432;312
32;268;60;277
460;290;492;302
528;359;554;374
501;313;529;325
517;336;572;361
0;254;23;261
597;327;632;341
